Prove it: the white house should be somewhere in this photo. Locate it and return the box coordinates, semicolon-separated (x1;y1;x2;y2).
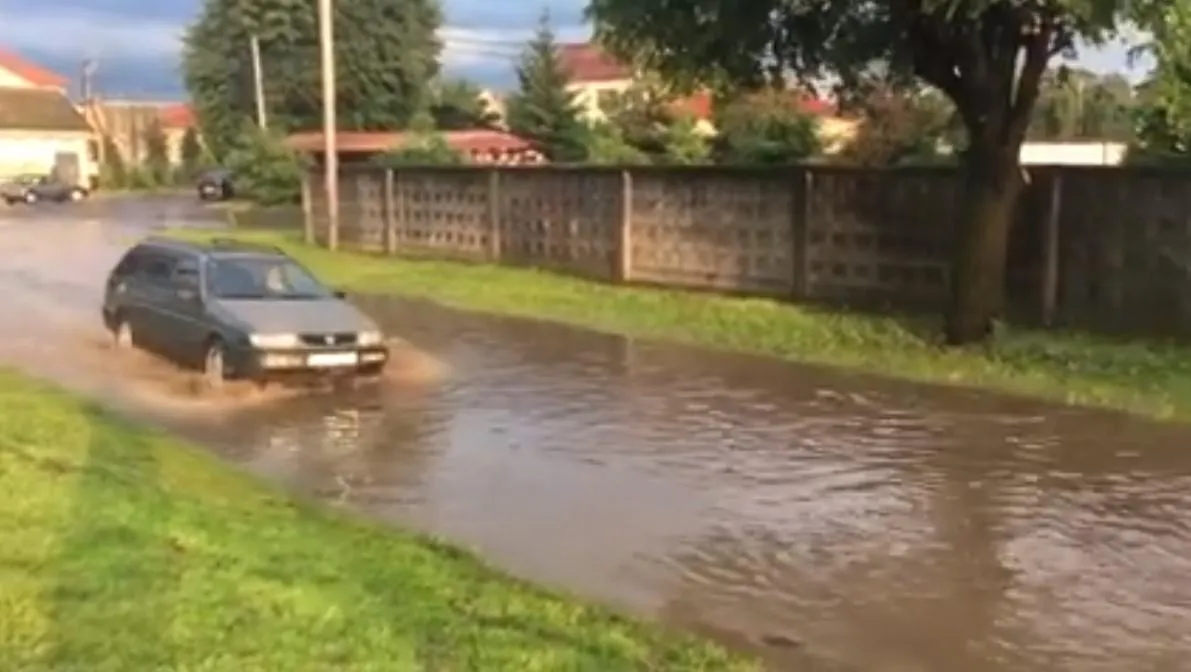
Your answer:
0;48;97;188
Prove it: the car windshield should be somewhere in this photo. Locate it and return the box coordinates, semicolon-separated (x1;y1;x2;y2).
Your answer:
205;256;331;300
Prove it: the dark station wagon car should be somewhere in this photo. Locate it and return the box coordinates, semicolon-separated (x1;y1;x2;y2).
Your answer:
102;236;389;388
1;174;88;205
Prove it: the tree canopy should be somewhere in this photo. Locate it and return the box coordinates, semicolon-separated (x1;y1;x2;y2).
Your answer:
1028;67;1135;140
1131;4;1191;157
182;0;441;160
588;0;1135;343
505;15;590;162
713;90;822;164
429;79;500;130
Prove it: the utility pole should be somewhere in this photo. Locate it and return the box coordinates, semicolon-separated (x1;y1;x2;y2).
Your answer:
249;34;267;128
318;0;338;250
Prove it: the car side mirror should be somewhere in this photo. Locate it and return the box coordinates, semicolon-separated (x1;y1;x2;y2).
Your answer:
332;289;347;299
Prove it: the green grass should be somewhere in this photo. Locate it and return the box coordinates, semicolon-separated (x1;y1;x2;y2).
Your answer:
0;370;754;671
163;228;1191;421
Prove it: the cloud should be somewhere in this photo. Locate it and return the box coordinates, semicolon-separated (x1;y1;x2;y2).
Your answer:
0;0;589;92
0;8;183;63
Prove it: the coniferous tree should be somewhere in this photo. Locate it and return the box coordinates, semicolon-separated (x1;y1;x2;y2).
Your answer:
505;13;589;162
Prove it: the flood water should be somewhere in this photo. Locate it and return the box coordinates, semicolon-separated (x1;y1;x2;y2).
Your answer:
4;197;1191;670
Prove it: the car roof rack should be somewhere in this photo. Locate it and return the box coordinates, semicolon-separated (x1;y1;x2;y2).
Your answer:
205;237;286;254
138;235;286;256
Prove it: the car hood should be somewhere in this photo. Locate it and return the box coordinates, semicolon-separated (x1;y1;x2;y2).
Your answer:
212;298;378;335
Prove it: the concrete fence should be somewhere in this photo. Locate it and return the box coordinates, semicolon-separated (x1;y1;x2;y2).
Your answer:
296;164;1191;339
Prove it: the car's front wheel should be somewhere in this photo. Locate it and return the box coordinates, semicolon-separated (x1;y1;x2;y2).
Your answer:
69;188;85;202
24;191;37;204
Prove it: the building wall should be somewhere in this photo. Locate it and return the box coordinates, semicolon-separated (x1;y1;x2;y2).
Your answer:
0;130;97;186
0;68;33;88
1019;141;1129;166
83;101;191;166
566;79;633;122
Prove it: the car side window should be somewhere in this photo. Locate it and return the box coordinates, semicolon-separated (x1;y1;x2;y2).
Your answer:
140;252;177;286
171;258;200;289
112;248;144;279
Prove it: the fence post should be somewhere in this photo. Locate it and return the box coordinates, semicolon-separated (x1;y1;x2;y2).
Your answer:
1040;170;1063;326
487;169;501;262
617;169;633;282
301;170;313;245
791;168;813;298
383;168;396;255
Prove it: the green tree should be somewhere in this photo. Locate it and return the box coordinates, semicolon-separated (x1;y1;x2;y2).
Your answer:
1028;68;1135;140
430;78;499;130
180;127;203;175
377;113;465;165
600;81;708;163
1130;4;1191;159
658;116;710;164
505;13;589;162
222;123;305;205
589;0;1135;343
142;119;171;186
585;123;649;163
712;90;821;164
182;0;440;161
98;135;127;189
841;86;956;166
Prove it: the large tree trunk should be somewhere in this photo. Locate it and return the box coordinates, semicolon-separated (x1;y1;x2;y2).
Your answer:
945;142;1023;345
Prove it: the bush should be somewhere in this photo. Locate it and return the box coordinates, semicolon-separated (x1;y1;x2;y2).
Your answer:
376;133;464;166
713;89;822;164
223;123;305;205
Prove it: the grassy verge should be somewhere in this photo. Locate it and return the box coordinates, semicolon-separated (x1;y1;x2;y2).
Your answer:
0;369;752;670
163;228;1191;421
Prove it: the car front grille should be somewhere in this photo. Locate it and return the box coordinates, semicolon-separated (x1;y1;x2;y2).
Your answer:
298;332;358;347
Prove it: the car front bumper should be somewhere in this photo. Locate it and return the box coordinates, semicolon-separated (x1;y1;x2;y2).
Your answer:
230;344;390;380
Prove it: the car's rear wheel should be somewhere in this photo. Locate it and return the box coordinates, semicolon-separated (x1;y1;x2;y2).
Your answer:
199;338;227;390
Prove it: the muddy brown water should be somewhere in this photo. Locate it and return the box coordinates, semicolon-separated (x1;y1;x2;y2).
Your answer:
4;197;1191;670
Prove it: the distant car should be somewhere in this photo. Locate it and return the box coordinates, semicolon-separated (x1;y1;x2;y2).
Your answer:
102;236;389;389
196;168;234;201
1;174;88;205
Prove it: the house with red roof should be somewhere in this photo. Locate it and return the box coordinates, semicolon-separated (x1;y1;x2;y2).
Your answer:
82;99;199;168
0;48;98;189
555;42;858;151
285;129;544;165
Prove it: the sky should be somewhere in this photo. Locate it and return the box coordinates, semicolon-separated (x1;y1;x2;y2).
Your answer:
0;0;1154;100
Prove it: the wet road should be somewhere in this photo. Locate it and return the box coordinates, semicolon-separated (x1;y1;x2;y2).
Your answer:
4;197;1191;670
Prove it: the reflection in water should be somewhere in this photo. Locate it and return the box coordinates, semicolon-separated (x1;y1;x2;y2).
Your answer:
6;205;1191;670
192;299;1191;671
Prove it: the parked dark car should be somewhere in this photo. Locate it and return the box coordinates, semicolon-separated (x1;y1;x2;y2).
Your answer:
102;236;389;389
196;168;234;201
1;174;88;205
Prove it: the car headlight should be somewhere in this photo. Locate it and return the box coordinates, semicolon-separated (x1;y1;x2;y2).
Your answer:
357;330;384;346
249;333;301;348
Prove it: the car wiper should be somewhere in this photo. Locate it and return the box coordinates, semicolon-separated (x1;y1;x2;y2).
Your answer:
278;293;324;300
